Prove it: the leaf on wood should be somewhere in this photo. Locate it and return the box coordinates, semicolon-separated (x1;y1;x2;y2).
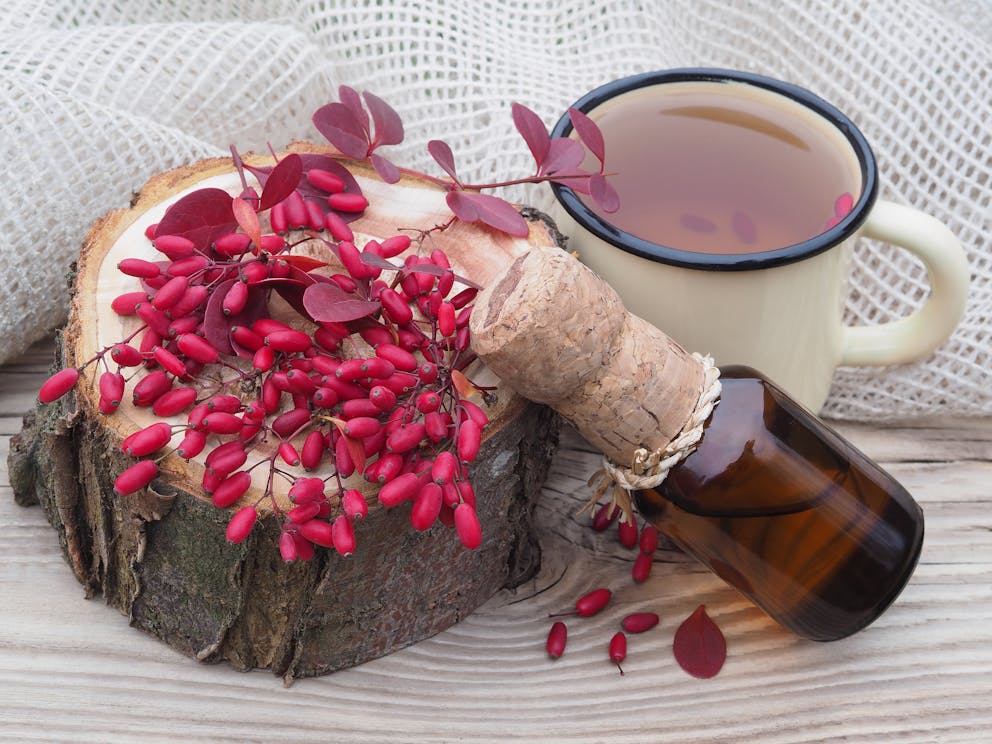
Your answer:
450;370;479;400
540;138;586;176
589;174;620;213
228;332;253;360
231;197;261;250
313;102;370;159
248;155;364;224
358;251;402;271
250;266;324;320
295;155;362;199
673;605;727;679
250;273;312;290
511;102;551;167
403;260;482;290
156;188;237;250
270;268;322;319
446;191;529;237
427;140;459;183
363;91;404;147
259;153;303;211
326;416;368;473
202;279;238;355
278;254;329;272
567;106;606;165
303;282;381;323
370;153;401;184
223;286;268;358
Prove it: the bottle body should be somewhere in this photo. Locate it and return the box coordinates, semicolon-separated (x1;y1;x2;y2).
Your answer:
634;366;924;641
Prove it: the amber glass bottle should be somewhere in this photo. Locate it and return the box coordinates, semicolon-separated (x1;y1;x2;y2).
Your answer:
634;366;924;641
472;247;926;642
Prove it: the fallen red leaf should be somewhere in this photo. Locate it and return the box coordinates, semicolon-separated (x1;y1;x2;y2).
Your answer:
673;604;726;679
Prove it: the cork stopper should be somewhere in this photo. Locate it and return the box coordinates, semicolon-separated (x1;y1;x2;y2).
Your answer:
469;246;707;466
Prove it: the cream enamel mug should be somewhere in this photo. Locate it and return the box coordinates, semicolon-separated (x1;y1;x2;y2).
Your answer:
550;69;969;412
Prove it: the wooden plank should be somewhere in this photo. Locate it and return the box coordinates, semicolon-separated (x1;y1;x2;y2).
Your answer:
0;337;55;422
2;350;992;743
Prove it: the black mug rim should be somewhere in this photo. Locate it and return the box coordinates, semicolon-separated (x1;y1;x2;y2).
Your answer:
549;68;879;271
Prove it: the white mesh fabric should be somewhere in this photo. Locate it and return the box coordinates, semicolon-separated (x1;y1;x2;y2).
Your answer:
1;0;988;419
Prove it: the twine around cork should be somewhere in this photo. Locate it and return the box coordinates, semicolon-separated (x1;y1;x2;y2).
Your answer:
585;353;721;521
469;246;721;520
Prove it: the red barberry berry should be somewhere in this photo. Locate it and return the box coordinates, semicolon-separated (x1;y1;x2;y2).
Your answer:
332;515;356;556
621;612;660;634
546;621;567;660
39;368;80;403
632;552;653;584
640;524;659;555
226;505;258;543
342;489;368;521
609;632;627;675
212;471;253;508
617;517;639;548
454;503;482;549
114;460;159;495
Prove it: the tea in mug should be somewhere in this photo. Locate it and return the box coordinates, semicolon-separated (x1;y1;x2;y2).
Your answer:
580;80;863;254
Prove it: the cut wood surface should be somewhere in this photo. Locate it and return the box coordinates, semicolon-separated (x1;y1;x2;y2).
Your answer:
3;337;992;743
5;152;564;681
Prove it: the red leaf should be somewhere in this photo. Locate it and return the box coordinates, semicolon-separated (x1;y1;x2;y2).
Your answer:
342;433;367;474
446;191;529;237
229;145;250;193
590;174;620;213
568;106;606;165
303;282;381;323
279;254;329;272
511;103;550;167
327;417;368;473
231;197;261;250
203;279;261;355
673;605;726;679
402;260;482;290
370;153;401;184
363;91;404;147
427;140;459;182
540;138;586;177
549;169;593;194
247;155;364;224
259;153;303;211
358;251;402;271
156;188;237;250
264;267;325;320
313;102;369;159
338;85;370;137
445;190;478;222
450;369;479;399
296;154;362;205
405;261;446;276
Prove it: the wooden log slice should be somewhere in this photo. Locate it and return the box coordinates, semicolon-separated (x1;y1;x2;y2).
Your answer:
8;145;562;682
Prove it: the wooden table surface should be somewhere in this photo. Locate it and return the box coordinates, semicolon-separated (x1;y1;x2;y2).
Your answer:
2;338;990;744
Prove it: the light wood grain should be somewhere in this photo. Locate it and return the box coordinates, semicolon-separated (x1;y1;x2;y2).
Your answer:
2;337;991;743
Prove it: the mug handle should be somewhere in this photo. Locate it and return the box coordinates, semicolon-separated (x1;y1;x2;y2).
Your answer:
839;200;970;366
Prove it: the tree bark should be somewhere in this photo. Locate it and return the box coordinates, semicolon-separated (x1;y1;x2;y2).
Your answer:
8;148;562;682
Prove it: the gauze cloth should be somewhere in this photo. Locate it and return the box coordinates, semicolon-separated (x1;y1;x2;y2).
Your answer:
1;0;989;419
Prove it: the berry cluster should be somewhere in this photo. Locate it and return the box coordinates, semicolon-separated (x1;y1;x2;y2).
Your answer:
590;500;660;582
53;207;489;558
539;506;725;678
545;588;660;676
540;512;664;675
38;87;614;562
